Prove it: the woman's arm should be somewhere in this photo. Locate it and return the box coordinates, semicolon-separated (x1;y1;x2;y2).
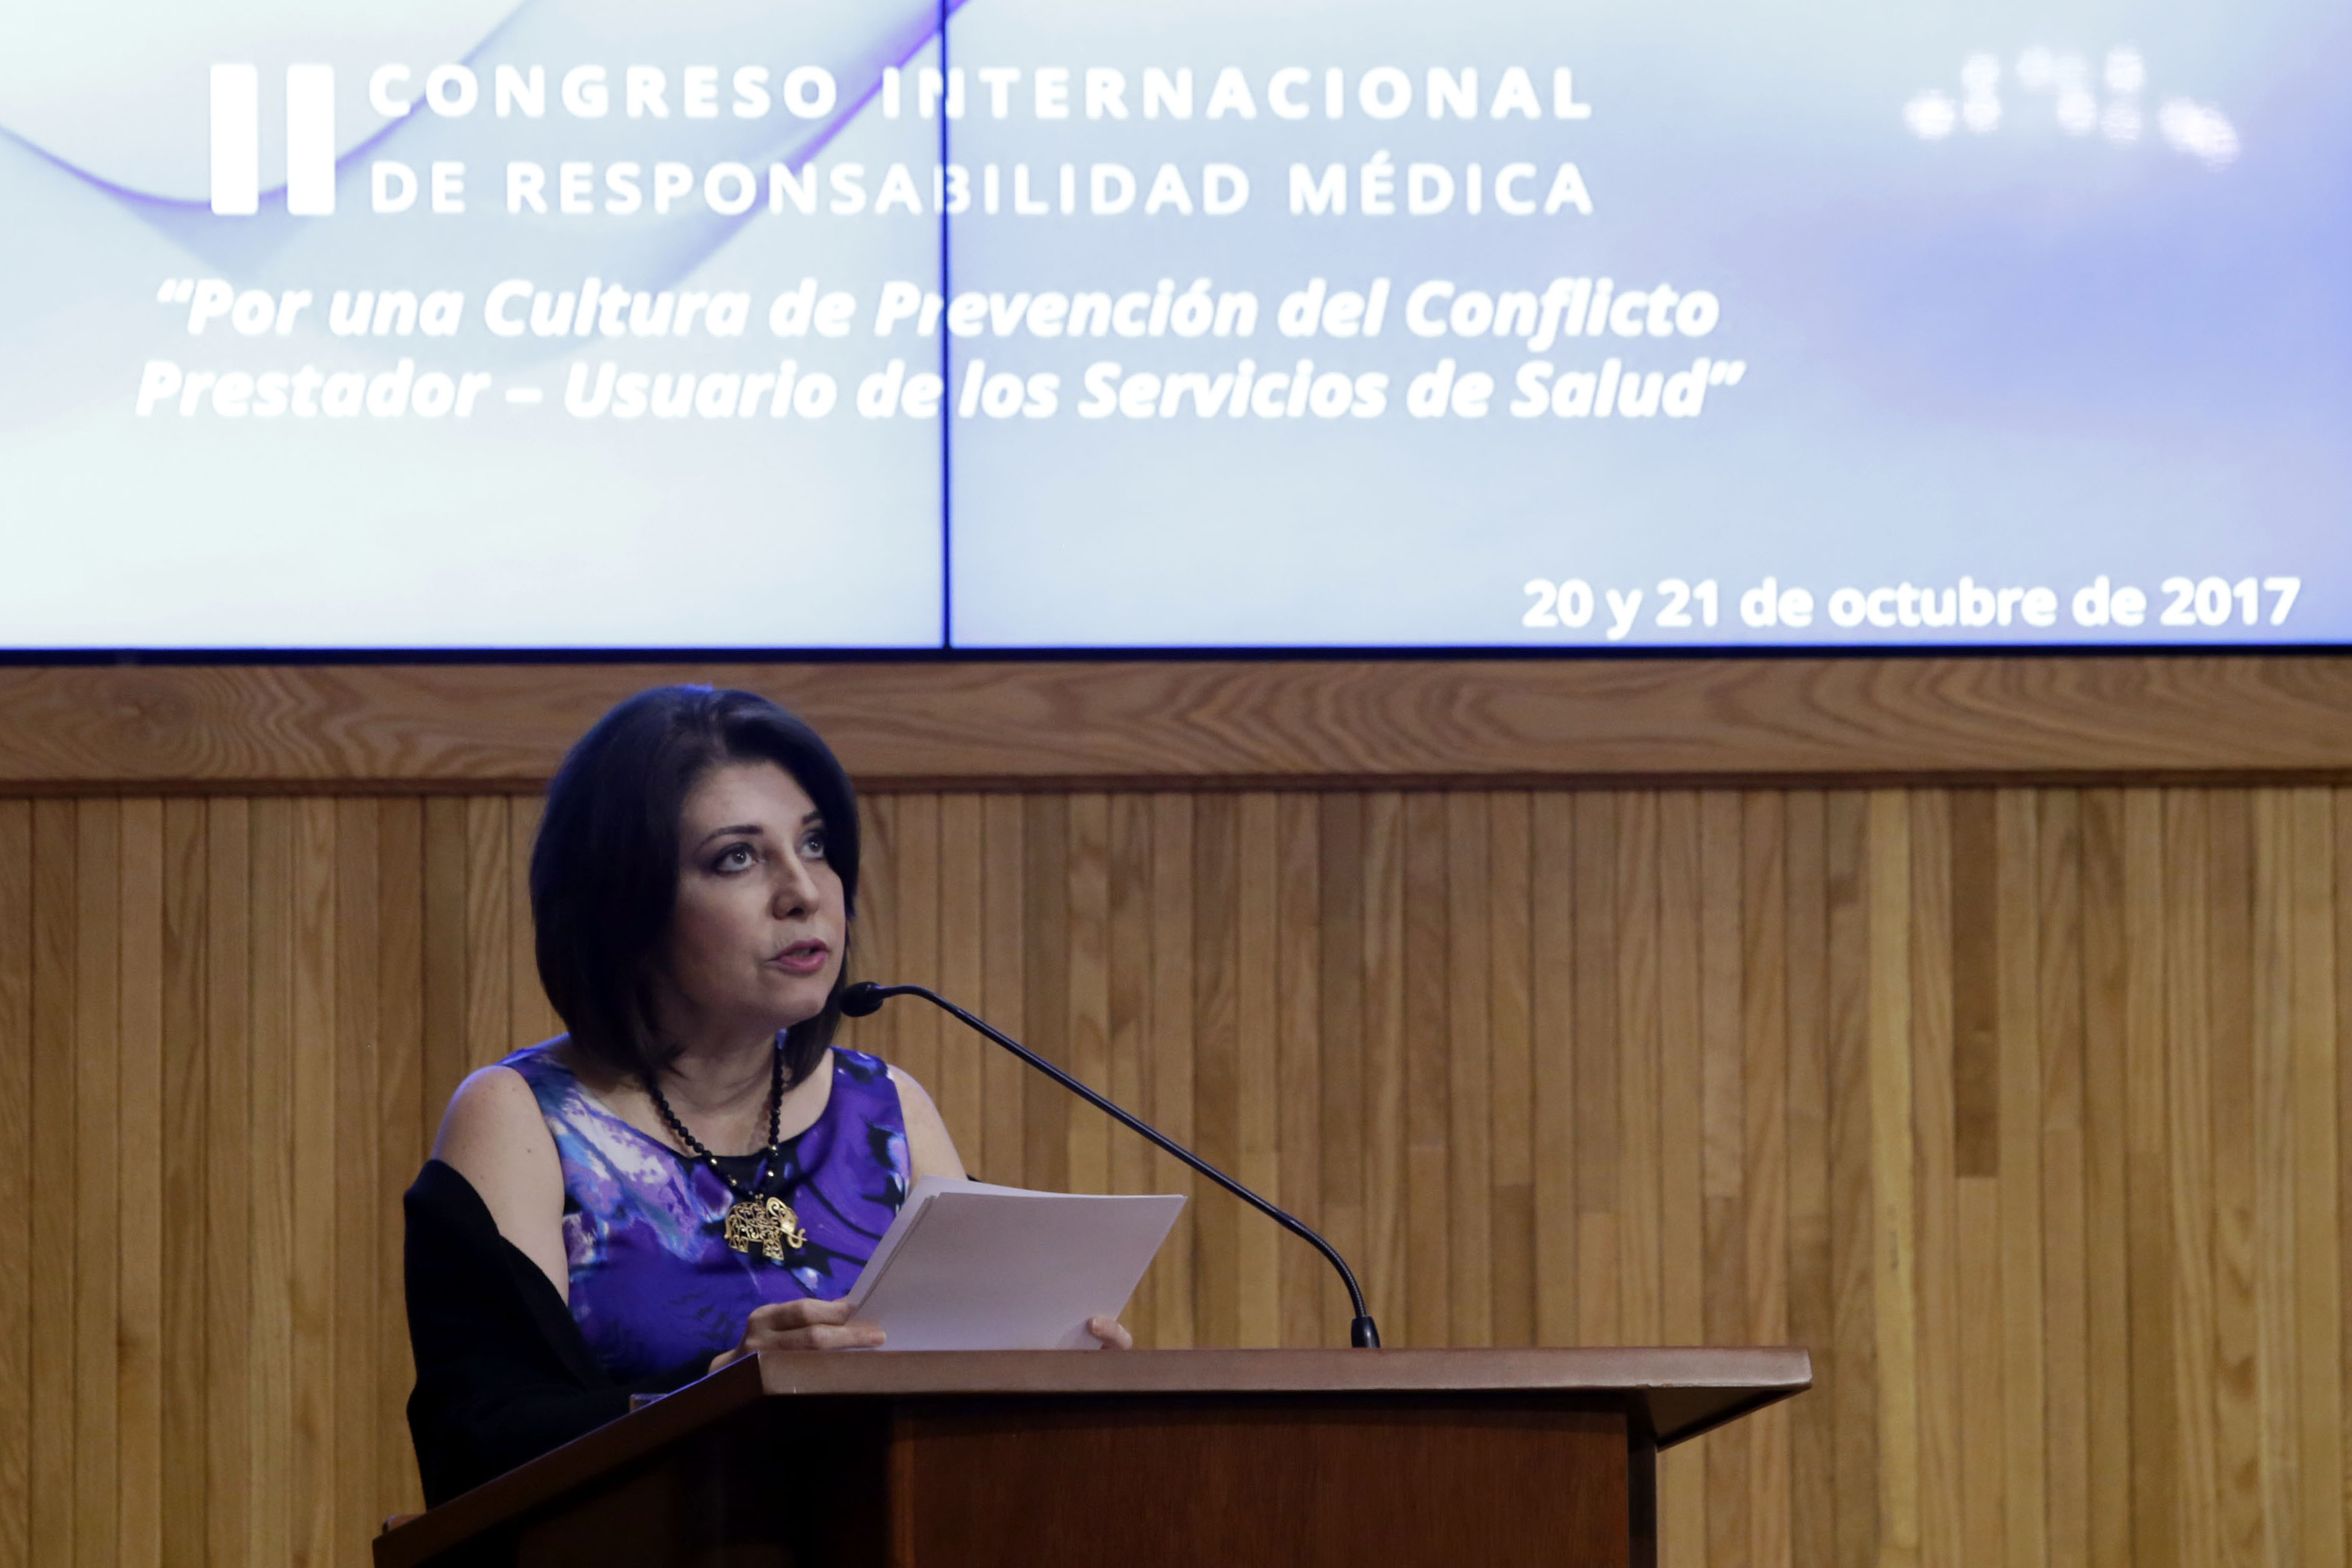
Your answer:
890;1066;969;1182
430;1065;570;1300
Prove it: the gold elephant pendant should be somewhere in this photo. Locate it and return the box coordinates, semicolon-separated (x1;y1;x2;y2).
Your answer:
723;1196;809;1263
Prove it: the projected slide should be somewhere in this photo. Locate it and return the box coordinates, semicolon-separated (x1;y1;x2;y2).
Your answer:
0;1;946;647
0;0;2345;649
942;0;2351;647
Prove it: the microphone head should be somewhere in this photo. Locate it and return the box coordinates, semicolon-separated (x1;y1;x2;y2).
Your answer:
838;980;888;1018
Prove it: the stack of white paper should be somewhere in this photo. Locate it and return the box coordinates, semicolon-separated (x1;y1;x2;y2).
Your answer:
842;1176;1185;1351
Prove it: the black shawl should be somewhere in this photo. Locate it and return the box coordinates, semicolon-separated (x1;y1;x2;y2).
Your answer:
403;1158;711;1506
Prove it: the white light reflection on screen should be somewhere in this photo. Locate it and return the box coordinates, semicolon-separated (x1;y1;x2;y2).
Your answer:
1903;44;2235;167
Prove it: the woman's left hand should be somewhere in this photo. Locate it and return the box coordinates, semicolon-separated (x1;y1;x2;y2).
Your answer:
1087;1315;1133;1350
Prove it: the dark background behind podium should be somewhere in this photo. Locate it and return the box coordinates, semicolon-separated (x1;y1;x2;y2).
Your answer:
0;655;2345;1568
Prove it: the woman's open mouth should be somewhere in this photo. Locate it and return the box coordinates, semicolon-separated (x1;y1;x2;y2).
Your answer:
770;939;830;977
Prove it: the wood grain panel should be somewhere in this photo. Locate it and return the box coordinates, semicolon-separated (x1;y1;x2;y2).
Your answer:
11;657;2352;791
0;778;2340;1568
0;801;28;1568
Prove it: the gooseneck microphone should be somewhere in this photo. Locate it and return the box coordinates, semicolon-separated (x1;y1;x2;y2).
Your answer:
840;980;1381;1349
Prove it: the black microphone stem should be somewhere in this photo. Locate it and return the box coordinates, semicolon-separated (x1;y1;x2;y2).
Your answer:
850;981;1381;1349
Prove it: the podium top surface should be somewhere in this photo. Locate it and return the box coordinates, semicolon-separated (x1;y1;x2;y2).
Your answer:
378;1347;1808;1568
749;1345;1809;1442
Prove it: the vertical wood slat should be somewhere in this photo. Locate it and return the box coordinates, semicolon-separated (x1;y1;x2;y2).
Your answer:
1531;793;1577;1348
1234;794;1281;1348
158;799;209;1568
1826;791;1879;1568
74;800;120;1568
117;802;163;1568
1578;793;1622;1351
1148;794;1197;1347
1274;794;1320;1345
376;800;426;1521
1488;792;1533;1348
1783;791;1832;1568
1;777;2348;1566
1656;790;1707;1568
0;803;29;1568
1699;791;1749;1568
1446;793;1492;1349
1743;793;1790;1568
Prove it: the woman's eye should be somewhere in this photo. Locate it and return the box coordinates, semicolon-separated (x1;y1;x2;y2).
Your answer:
714;843;756;872
800;830;827;859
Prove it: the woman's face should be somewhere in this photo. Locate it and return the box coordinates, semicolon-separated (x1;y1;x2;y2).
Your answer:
656;759;847;1050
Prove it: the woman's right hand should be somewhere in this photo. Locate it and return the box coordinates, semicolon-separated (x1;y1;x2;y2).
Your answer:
708;1297;886;1372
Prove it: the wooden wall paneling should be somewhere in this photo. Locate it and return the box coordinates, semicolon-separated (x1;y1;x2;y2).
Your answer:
1782;791;1832;1568
1401;793;1449;1348
1273;794;1320;1345
20;657;2352;792
1577;793;1622;1350
30;800;72;1568
1907;791;1960;1568
1190;794;1239;1346
0;801;29;1568
2250;791;2301;1565
2209;792;2265;1567
202;799;252;1568
1445;792;1493;1348
1867;789;1922;1568
506;798;555;1048
933;795;983;1165
159;799;210;1568
851;795;894;1072
892;795;945;1117
1103;794;1154;1342
375;798;426;1520
2335;787;2352;1568
1824;790;1878;1568
460;798;509;1077
1020;795;1069;1196
2338;789;2352;1568
2161;791;2222;1566
2120;789;2176;1568
1699;791;1749;1568
289;800;337;1566
1530;792;1576;1348
1951;793;2006;1568
73;799;121;1568
1486;792;1533;1349
418;798;468;1148
1358;793;1405;1344
1065;792;1112;1200
1996;791;2049;1568
1616;792;1664;1352
1742;793;1792;1568
1317;792;1367;1341
2037;790;2090;1568
331;801;380;1568
12;770;2352;1561
2290;789;2343;1568
979;795;1025;1188
116;801;163;1568
2082;791;2136;1568
247;799;293;1568
1147;793;1196;1347
1233;794;1280;1348
1656;789;1707;1568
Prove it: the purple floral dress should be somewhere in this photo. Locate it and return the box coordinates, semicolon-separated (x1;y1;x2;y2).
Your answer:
502;1042;911;1382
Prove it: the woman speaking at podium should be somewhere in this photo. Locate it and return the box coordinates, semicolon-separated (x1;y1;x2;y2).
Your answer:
402;686;1127;1505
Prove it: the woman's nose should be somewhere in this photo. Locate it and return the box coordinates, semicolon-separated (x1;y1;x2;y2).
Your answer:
771;853;818;913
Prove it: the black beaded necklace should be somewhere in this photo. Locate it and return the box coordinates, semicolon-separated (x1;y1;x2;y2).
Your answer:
643;1038;808;1263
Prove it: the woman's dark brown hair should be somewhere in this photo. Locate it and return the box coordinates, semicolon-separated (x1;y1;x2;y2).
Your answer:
530;685;860;1087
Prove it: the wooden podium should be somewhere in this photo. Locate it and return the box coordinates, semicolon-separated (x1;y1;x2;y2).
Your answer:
375;1347;1809;1568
